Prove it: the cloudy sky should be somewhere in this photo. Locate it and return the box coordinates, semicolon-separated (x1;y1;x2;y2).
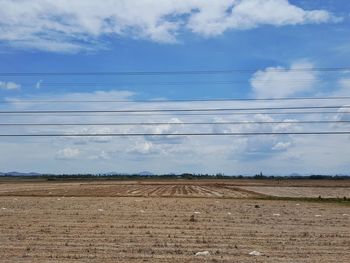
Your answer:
1;0;350;175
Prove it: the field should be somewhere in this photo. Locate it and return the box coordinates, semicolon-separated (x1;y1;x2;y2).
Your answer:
0;179;349;262
240;186;350;199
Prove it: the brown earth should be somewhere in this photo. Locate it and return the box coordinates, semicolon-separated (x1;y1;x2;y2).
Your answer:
240;186;350;198
0;180;349;262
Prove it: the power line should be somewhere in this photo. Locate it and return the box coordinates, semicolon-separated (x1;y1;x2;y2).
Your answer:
1;67;350;76
21;79;321;84
0;111;348;117
0;120;349;126
15;79;323;87
3;96;350;104
1;105;349;114
1;131;350;137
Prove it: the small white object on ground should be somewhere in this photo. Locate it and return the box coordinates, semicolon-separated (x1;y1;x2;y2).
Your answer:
343;214;349;216
1;207;6;210
57;198;61;201
273;213;280;216
249;251;262;256
194;211;201;214
227;212;232;215
296;203;300;206
98;209;104;212
195;251;210;256
315;215;322;217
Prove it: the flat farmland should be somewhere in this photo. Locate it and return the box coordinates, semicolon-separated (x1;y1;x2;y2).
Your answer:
1;179;349;198
0;179;349;262
240;186;350;198
0;182;256;198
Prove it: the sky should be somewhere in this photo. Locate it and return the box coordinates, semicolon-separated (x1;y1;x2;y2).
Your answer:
0;0;350;175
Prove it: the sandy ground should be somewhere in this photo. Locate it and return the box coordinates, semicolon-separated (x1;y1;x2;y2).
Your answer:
0;180;349;262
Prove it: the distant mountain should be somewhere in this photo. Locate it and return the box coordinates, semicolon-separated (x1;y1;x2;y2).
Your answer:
0;172;42;176
101;171;154;176
102;172;127;176
288;172;302;177
137;171;154;176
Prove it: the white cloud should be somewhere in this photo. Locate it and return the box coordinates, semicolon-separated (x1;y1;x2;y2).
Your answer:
1;88;350;174
0;0;337;52
128;141;157;155
187;0;335;36
272;141;291;151
335;105;350;122
336;78;350;96
88;150;110;160
65;127;114;145
330;78;350;122
0;81;20;90
56;147;80;160
250;61;318;98
8;90;135;109
210;113;299;161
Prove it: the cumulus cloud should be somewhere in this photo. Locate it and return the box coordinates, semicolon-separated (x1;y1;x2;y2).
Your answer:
127;141;157;155
88;150;111;160
0;0;337;52
250;61;318;98
329;77;350;122
56;147;81;160
336;78;350;96
7;89;135;109
0;81;20;90
210;113;299;161
2;88;350;174
187;0;336;36
141;118;186;145
335;105;350;122
272;141;292;151
66;127;114;145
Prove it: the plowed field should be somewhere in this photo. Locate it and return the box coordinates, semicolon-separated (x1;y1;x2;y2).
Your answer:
0;182;257;198
240;186;350;198
0;179;349;262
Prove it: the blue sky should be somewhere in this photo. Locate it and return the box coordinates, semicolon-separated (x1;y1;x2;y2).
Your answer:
0;0;350;174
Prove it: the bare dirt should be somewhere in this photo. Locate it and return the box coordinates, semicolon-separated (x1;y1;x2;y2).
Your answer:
240;186;350;198
0;179;349;262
